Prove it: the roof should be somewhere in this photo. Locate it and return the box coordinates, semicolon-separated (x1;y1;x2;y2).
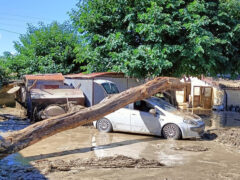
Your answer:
64;72;125;79
217;80;240;90
24;73;64;81
30;89;84;99
202;77;240;90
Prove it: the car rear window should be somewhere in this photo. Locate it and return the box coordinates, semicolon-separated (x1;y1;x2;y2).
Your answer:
102;83;119;94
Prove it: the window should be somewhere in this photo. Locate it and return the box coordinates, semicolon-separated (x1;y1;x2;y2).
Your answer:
101;83;119;94
194;87;200;96
134;100;153;113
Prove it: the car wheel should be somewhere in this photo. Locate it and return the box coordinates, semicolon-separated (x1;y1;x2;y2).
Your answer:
97;118;113;133
162;124;181;140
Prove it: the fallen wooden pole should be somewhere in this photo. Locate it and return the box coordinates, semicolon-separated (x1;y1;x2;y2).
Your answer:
0;77;184;158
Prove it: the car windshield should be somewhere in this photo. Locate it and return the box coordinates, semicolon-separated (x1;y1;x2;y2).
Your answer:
149;97;177;112
102;83;119;94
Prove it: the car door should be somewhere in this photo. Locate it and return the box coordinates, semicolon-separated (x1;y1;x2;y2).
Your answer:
130;100;161;135
105;107;131;132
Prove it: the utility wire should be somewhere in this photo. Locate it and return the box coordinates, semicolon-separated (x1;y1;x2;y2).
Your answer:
0;17;39;24
0;13;54;22
0;22;25;28
0;28;22;35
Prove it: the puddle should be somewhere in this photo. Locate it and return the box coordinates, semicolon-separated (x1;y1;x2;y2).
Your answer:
193;110;240;128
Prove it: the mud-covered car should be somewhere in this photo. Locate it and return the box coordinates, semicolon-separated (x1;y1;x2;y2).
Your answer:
94;97;205;139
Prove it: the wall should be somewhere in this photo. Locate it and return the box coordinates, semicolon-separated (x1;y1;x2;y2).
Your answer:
212;87;224;106
226;90;240;106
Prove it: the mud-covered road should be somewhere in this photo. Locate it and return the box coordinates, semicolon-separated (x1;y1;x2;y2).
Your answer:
0;112;240;180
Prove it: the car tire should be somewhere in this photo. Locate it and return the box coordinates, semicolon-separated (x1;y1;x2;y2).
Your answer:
97;118;113;133
162;123;181;140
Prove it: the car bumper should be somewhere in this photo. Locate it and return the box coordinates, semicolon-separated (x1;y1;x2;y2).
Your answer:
190;123;205;135
182;122;205;139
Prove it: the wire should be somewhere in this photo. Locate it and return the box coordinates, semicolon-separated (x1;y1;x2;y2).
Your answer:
0;22;25;28
0;13;54;22
0;28;22;35
0;16;39;24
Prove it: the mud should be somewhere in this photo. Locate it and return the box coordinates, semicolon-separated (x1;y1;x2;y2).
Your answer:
205;128;240;149
32;155;164;174
171;145;209;152
1;109;240;179
0;163;47;180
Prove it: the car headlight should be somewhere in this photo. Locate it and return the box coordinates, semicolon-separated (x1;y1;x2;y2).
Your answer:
183;119;198;125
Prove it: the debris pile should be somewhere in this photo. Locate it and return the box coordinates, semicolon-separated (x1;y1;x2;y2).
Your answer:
204;128;240;149
214;128;240;149
32;155;165;175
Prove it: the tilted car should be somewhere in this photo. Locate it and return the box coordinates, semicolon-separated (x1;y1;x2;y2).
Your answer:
94;97;205;139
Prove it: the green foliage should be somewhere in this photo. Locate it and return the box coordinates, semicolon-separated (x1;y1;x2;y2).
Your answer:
0;52;12;83
70;0;240;78
11;21;82;77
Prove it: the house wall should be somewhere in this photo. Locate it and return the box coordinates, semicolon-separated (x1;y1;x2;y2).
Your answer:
225;90;240;106
212;87;224;106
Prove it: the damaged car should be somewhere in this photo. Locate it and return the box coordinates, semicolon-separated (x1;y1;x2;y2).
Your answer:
94;97;205;139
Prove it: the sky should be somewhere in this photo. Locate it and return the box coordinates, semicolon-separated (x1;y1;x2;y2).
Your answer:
0;0;78;55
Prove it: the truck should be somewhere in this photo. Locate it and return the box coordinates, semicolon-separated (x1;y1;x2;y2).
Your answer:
8;72;143;122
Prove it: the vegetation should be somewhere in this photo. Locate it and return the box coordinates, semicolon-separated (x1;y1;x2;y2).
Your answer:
0;22;81;80
70;0;240;78
0;52;12;83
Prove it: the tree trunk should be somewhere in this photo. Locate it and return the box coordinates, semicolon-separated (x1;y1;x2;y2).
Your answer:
0;77;183;158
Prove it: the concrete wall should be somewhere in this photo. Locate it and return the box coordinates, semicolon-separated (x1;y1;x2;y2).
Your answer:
226;90;240;106
212;87;224;106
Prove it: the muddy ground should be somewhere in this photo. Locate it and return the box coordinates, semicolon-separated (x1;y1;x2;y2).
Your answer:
0;108;240;180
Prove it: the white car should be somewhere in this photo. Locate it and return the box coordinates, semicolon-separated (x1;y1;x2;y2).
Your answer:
94;97;205;139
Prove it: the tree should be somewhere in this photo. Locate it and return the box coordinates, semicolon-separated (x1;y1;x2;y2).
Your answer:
70;0;240;78
12;21;82;77
0;51;13;83
0;77;183;158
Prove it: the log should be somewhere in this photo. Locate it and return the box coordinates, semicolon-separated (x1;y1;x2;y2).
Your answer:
0;77;184;158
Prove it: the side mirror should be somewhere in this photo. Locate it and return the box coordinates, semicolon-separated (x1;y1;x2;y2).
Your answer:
149;109;157;116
